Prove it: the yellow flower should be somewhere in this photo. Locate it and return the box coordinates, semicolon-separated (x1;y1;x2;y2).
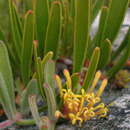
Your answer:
55;69;108;126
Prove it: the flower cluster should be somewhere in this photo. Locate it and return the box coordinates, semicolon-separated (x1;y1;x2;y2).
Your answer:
55;70;108;126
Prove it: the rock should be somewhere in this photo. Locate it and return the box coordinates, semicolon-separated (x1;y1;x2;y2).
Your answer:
56;125;75;130
111;94;130;130
113;94;130;109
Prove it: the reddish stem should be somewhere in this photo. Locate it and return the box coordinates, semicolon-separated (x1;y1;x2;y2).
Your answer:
0;120;14;129
0;113;22;129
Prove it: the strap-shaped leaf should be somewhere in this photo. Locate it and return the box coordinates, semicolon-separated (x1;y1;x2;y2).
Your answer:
61;0;73;56
98;39;112;69
112;27;130;61
20;79;39;114
0;73;16;120
83;47;100;91
43;83;57;130
93;7;108;47
0;28;5;41
44;1;62;59
0;42;16;112
34;42;46;99
92;0;104;21
13;3;22;37
43;60;56;118
34;42;54;100
28;95;41;126
73;0;91;73
107;36;130;78
35;57;45;99
8;0;22;59
6;43;19;66
103;0;129;43
29;95;50;130
70;0;75;18
44;60;55;92
41;52;53;70
71;73;80;93
33;51;53;78
34;0;49;55
21;10;34;85
25;0;33;10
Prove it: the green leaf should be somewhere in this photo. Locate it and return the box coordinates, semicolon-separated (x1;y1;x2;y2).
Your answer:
6;43;19;69
107;37;130;78
43;60;56;124
73;0;91;73
71;73;80;93
93;7;108;47
28;95;41;126
25;0;33;10
83;47;100;91
103;0;129;43
21;10;34;85
33;51;53;78
34;44;54;101
0;28;5;41
29;95;50;130
43;83;57;130
41;52;53;69
44;1;62;59
36;57;45;99
92;0;104;21
112;27;130;61
61;0;73;56
70;0;75;18
0;73;16;119
8;0;22;59
98;39;112;69
33;42;45;99
0;41;16;112
44;60;55;92
20;79;39;114
34;0;49;55
13;3;23;37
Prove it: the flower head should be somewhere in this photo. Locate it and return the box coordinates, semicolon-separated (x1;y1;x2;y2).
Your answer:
55;69;108;126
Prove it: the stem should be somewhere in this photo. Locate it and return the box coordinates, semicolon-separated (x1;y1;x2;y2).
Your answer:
16;119;35;126
0;120;14;129
38;105;47;112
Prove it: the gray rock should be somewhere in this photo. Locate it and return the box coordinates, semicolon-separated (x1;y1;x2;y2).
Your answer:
56;125;75;130
113;94;130;109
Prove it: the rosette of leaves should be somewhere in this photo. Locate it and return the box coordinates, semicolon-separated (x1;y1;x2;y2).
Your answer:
0;41;57;129
28;46;107;129
0;39;106;130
